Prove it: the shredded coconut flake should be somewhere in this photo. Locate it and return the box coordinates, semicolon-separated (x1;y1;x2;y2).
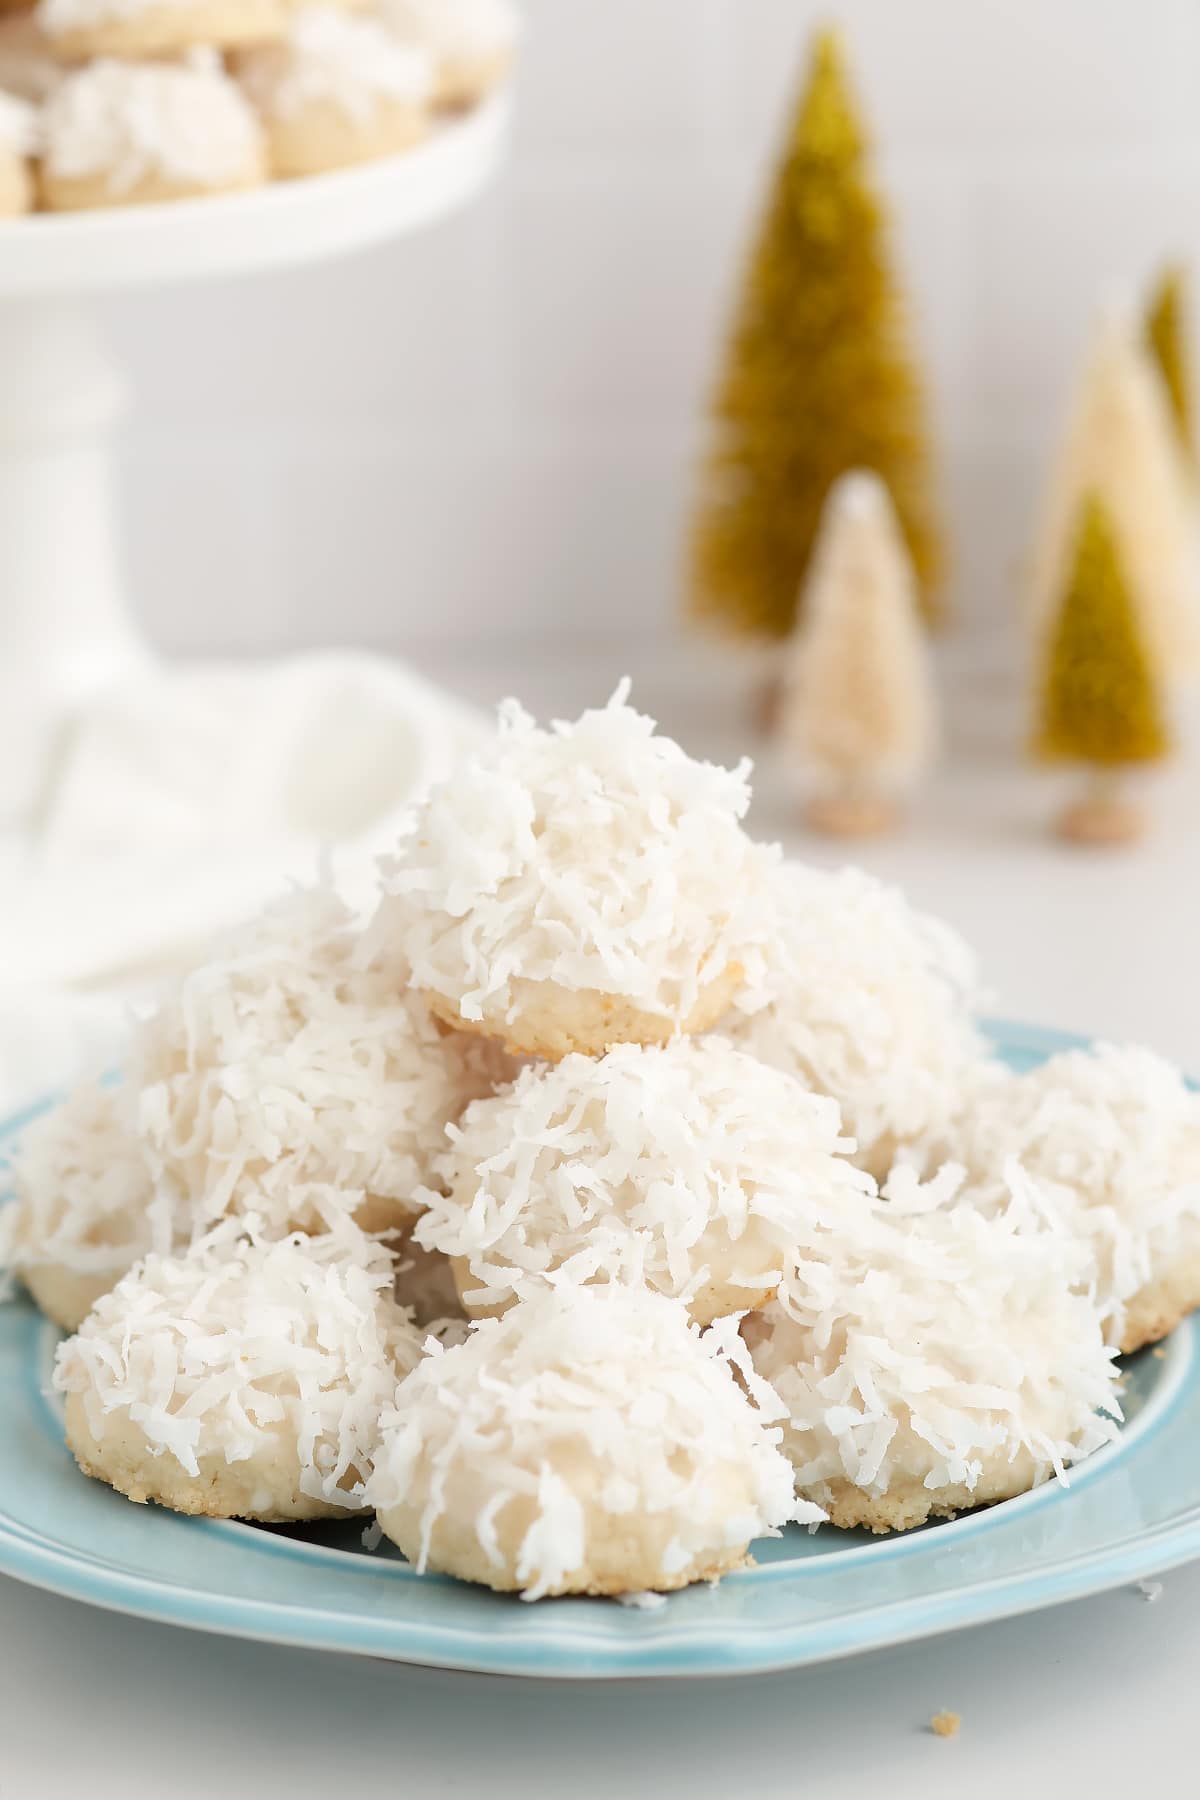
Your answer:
751;1167;1121;1515
367;684;777;1038
1;1081;173;1286
370;1285;818;1599
54;1221;420;1508
726;862;986;1175
130;886;511;1240
417;1035;872;1324
4;887;509;1314
617;1589;667;1611
954;1043;1200;1346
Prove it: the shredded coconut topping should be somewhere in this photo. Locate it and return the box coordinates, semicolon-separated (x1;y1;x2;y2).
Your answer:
417;1035;873;1323
54;1222;420;1507
42;53;262;190
1;1082;173;1286
2;888;509;1312
130;886;510;1239
237;8;434;124
370;1285;818;1599
751;1166;1120;1508
726;862;985;1174
378;0;520;60
369;683;777;1033
955;1043;1200;1344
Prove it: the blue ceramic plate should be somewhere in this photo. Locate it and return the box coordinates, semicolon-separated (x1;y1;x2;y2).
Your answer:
2;1019;1199;1680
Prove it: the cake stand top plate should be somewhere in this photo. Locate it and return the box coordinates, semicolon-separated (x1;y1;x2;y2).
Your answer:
0;91;510;297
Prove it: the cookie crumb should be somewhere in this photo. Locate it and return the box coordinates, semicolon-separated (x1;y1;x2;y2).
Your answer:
930;1711;960;1738
618;1590;667;1611
1152;1348;1167;1360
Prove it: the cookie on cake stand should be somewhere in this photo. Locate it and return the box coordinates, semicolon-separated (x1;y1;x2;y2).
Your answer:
235;7;434;179
0;81;511;829
38;55;267;213
36;0;289;59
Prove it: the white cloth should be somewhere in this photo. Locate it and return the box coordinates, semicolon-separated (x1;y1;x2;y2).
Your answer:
0;650;483;1113
41;650;480;857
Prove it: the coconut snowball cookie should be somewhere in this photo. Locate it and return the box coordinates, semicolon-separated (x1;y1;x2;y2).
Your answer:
748;1167;1121;1533
1;886;510;1331
379;0;519;108
36;0;288;59
369;683;776;1060
55;1225;422;1521
0;1081;174;1331
724;862;986;1179
419;1035;873;1327
955;1042;1200;1355
0;86;35;213
235;7;433;179
130;886;512;1242
38;53;265;211
370;1285;818;1598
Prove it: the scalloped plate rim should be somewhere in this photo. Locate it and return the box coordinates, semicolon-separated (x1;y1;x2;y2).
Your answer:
1;1015;1198;1679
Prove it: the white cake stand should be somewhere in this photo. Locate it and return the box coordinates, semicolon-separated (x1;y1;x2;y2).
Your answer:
0;92;510;826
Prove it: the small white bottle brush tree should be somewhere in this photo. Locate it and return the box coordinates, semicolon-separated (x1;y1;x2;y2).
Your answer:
779;469;937;838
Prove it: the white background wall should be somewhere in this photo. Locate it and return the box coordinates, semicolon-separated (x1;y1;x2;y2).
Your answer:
97;0;1200;681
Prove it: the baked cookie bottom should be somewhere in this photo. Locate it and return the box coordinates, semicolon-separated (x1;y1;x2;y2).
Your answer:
64;1391;358;1523
425;960;744;1061
261;96;428;181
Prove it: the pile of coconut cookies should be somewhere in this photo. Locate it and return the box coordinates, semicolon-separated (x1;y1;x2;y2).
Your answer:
3;683;1199;1601
0;0;519;216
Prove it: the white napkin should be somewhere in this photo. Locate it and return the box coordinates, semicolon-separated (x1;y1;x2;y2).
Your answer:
41;650;480;855
0;650;484;1114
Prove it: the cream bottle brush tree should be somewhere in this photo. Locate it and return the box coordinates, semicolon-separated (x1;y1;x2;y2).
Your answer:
779;469;936;839
1143;263;1195;478
1028;306;1200;685
687;26;942;654
1033;489;1170;847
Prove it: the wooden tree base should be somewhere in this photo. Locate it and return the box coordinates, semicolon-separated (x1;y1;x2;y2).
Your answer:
805;790;898;839
1056;792;1146;847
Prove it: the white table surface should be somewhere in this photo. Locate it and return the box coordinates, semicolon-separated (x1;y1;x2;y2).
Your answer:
2;654;1198;1798
0;1558;1194;1800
